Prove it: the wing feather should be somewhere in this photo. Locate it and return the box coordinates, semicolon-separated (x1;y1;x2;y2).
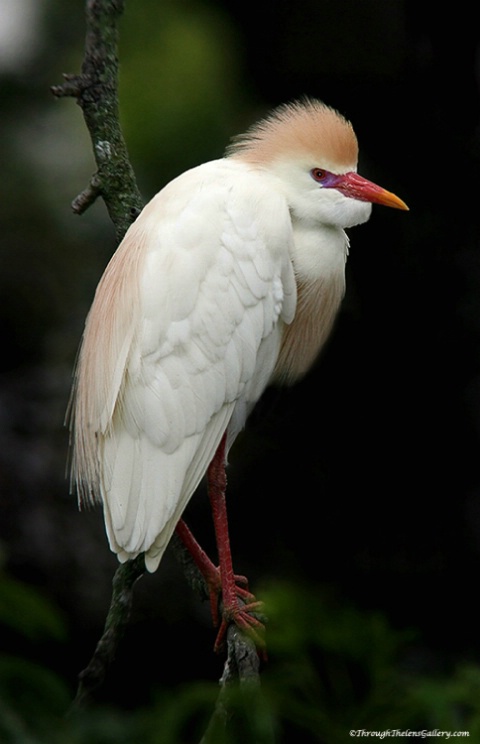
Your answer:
69;158;296;570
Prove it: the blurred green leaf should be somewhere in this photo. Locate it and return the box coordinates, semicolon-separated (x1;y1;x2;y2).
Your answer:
406;663;480;732
0;654;70;743
0;574;67;642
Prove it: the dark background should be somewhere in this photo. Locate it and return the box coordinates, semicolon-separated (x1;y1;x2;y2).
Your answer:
1;0;479;739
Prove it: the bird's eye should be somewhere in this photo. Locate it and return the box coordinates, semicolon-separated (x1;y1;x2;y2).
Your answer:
311;168;327;182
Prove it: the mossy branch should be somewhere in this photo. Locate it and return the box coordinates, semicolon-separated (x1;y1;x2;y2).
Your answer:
51;0;143;242
67;554;146;713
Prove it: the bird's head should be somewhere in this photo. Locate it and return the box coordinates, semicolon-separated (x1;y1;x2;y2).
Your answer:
227;98;408;229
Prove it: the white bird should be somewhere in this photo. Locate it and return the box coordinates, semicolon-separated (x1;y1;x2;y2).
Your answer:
69;98;408;650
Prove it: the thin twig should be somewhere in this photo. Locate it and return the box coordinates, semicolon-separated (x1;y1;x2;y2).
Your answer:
71;174;102;214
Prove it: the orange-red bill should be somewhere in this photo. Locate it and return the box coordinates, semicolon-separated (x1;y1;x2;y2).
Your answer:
335;171;409;210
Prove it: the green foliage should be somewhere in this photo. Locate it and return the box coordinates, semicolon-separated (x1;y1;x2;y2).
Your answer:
0;655;71;743
0;573;70;743
254;582;480;741
259;582;414;741
2;577;479;743
0;574;67;643
406;665;480;738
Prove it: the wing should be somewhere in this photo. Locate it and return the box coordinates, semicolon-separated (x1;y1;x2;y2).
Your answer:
69;158;297;571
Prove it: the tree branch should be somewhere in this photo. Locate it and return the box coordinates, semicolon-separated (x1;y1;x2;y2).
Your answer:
51;0;143;242
201;624;274;744
68;554;146;713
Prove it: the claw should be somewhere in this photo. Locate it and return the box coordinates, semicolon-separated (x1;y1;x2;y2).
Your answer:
207;569;257;628
213;600;266;655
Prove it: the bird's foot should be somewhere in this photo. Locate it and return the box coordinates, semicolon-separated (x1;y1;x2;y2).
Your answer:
201;563;267;654
174;518;266;654
203;564;256;628
213;596;266;655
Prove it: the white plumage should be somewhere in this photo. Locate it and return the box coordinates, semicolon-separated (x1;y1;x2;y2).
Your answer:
69;99;407;580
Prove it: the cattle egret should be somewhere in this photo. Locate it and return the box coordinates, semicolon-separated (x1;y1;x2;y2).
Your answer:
69;98;408;650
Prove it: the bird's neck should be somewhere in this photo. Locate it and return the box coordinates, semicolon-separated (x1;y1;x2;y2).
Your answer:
290;219;348;282
272;220;348;385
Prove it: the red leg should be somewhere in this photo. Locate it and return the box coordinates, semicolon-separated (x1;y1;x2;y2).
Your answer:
206;433;265;652
175;433;265;652
175;518;253;627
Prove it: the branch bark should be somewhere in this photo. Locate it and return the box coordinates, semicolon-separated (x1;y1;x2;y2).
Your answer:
51;0;143;242
67;554;146;714
55;0;263;724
